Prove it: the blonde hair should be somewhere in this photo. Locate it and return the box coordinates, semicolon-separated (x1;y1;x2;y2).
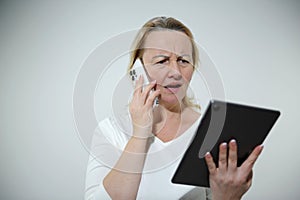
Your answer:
128;16;200;110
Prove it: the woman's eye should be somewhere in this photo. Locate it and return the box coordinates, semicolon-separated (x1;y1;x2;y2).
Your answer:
178;59;189;64
156;59;167;64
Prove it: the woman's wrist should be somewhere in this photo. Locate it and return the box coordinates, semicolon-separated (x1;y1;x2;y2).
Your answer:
132;126;154;139
212;196;240;200
130;134;154;144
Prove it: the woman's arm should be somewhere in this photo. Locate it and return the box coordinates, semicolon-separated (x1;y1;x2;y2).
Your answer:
103;76;160;199
103;136;152;200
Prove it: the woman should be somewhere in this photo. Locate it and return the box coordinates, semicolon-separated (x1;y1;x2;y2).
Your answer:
85;16;263;200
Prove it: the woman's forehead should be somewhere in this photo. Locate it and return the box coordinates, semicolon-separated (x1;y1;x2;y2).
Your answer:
142;30;192;56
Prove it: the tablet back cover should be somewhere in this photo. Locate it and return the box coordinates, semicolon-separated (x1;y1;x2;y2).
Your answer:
171;100;280;187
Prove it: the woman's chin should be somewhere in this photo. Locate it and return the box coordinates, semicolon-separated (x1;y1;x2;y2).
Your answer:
160;95;183;108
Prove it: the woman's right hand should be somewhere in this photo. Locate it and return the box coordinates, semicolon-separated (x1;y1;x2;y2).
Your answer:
205;140;264;200
129;76;161;139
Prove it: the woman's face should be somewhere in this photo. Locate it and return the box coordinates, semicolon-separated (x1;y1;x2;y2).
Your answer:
142;30;194;107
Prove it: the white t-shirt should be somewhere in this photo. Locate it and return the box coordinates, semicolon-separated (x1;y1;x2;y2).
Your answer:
84;115;211;200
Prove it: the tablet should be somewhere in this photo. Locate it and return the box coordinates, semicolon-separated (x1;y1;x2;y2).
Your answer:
171;100;280;187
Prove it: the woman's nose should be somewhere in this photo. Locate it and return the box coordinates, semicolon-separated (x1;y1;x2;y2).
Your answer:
167;61;182;80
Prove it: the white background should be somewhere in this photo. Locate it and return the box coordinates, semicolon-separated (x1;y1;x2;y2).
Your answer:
1;0;299;199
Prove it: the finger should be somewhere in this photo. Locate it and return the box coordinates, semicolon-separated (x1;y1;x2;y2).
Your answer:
246;170;253;189
228;139;238;172
246;170;253;182
205;152;216;175
145;89;160;107
140;80;157;103
240;145;264;174
141;80;156;96
133;75;144;95
218;142;228;173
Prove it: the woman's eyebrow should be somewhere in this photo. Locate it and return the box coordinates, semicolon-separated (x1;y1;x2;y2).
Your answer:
178;54;191;59
151;55;169;62
151;54;191;62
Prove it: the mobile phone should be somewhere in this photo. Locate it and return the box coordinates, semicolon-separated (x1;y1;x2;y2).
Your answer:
129;59;159;106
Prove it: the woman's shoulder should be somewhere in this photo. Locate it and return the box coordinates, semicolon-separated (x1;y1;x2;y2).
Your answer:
94;116;132;150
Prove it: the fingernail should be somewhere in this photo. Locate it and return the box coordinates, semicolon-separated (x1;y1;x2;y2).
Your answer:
221;142;227;148
260;144;264;150
230;139;236;144
205;152;211;157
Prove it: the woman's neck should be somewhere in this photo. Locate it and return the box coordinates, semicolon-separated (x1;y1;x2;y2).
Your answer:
152;103;200;142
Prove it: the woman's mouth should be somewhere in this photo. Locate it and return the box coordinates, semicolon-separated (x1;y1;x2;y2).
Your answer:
163;83;182;94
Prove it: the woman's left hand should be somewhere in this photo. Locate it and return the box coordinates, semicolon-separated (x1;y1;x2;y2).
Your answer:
205;139;264;200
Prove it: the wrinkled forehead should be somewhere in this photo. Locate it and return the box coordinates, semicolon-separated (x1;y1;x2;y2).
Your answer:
142;30;193;56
